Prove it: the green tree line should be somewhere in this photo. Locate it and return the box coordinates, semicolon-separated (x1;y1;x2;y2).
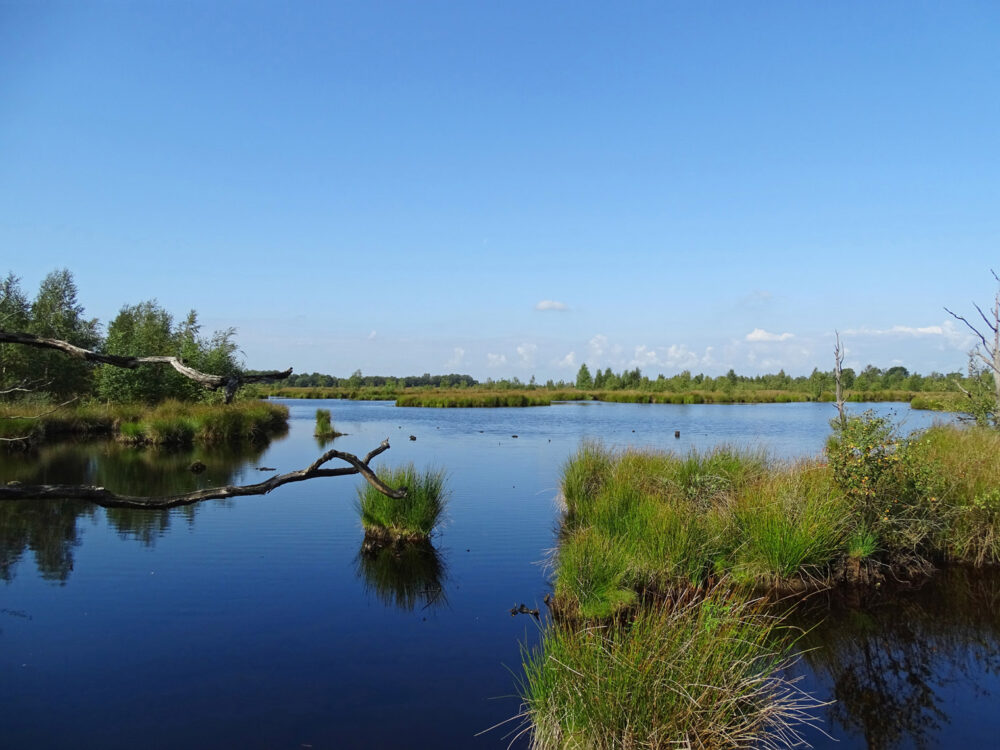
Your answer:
0;269;240;404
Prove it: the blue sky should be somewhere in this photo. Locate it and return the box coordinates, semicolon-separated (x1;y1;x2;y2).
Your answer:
1;2;998;380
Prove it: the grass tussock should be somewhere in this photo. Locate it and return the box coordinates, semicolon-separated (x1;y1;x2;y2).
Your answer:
356;464;447;542
519;586;820;749
313;408;342;439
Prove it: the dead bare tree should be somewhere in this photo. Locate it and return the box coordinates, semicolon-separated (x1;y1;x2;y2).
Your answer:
0;331;410;505
944;270;1000;426
833;331;848;430
0;440;406;508
0;330;291;403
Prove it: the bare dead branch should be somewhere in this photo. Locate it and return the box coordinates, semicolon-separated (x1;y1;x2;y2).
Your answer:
0;330;292;403
973;302;998;334
833;331;847;430
944;307;990;350
0;439;407;509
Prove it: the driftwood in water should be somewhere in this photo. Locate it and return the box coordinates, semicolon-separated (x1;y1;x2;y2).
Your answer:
0;440;407;509
0;330;292;403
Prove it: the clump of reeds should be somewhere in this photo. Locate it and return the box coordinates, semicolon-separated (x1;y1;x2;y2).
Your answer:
356;464;447;542
519;585;821;749
313;408;341;439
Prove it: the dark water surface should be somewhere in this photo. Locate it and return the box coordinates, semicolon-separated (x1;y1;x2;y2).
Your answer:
1;400;995;749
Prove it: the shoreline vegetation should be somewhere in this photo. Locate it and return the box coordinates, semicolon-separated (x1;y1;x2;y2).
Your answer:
518;416;999;747
265;384;964;411
0;400;289;448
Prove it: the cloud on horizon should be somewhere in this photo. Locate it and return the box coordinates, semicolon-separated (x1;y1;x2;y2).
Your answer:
535;300;568;311
746;328;795;343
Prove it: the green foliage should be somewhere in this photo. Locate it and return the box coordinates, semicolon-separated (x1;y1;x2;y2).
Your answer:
826;411;905;525
356;464;447;541
0;273;32;390
574;363;593;390
96;301;240;404
27;269;100;398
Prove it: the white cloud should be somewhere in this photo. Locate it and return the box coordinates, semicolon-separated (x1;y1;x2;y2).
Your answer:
557;351;577;368
625;343;715;371
588;334;608;359
746;328;795;343
486;353;507;367
535;300;568;311
843;325;943;337
516;343;538;366
446;347;465;368
367;330;377;340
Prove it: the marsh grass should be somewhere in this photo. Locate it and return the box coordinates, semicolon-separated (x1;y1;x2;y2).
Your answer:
556;422;1000;620
518;586;821;749
731;468;848;584
313;408;343;439
0;400;288;447
396;391;552;407
115;401;289;445
904;424;1000;566
356;464;447;542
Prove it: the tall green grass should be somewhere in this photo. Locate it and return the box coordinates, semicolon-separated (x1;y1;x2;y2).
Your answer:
0;400;288;447
395;391;552;407
114;400;289;445
356;464;447;542
555;422;1000;619
313;408;342;439
520;587;818;749
903;424;1000;566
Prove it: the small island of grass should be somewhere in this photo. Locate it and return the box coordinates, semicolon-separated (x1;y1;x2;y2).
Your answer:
356;464;447;544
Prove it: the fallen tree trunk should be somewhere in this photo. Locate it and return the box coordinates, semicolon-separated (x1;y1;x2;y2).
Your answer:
0;330;291;403
0;439;406;509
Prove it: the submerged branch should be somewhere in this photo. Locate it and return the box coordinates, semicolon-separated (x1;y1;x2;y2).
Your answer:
0;330;292;402
0;439;407;509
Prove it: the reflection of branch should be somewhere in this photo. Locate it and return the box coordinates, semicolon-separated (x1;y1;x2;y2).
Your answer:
0;330;291;403
0;439;407;508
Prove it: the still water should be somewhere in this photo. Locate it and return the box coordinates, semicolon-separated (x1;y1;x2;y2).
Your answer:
1;400;995;749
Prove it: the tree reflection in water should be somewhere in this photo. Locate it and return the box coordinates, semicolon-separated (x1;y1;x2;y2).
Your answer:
0;439;266;580
785;568;1000;750
354;539;448;612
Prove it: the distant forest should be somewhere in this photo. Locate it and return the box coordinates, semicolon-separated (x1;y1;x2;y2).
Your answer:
270;362;966;396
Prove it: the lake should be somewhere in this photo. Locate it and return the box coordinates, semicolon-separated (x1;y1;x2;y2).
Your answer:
2;399;996;749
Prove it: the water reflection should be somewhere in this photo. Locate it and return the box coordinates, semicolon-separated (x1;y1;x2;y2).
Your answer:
786;568;1000;749
354;539;448;612
0;498;94;584
0;439;267;578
